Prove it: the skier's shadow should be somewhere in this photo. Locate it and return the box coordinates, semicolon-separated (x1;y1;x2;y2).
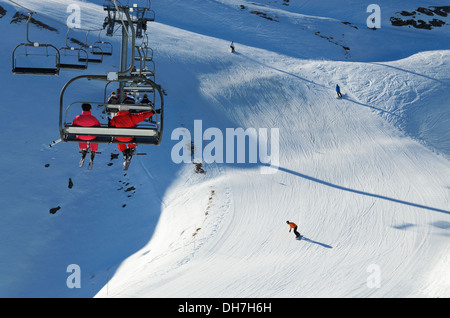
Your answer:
300;236;333;249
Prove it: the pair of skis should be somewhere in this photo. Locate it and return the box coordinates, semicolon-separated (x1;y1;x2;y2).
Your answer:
51;139;140;171
122;149;146;170
78;148;145;171
78;151;136;170
79;150;97;170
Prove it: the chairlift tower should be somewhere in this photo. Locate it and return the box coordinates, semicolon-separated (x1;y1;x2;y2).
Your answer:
103;1;155;102
59;1;164;149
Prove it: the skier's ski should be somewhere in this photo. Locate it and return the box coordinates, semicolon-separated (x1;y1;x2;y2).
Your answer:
123;155;132;170
79;151;88;168
122;148;137;170
49;138;61;148
88;152;96;170
296;235;303;240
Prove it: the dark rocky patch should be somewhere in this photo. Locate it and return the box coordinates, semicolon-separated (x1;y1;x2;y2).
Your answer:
391;6;449;30
0;5;7;19
49;206;61;214
10;12;59;33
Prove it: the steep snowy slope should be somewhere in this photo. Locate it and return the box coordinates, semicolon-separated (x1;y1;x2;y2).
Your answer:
94;30;450;297
0;0;448;298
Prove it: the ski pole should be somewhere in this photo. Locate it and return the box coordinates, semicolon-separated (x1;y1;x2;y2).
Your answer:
49;139;61;147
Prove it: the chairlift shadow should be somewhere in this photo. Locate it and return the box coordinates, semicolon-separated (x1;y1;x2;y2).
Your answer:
267;164;450;215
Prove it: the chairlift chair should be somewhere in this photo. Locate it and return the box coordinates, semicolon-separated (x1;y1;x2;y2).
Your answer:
78;50;103;64
133;1;155;22
92;30;113;56
58;28;89;70
77;31;104;64
59;47;89;70
122;81;156;107
134;45;153;62
60;74;164;146
133;45;155;80
92;41;113;56
11;13;60;75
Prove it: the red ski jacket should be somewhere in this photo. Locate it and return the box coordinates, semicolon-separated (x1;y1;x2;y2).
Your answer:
110;110;154;142
72;111;101;141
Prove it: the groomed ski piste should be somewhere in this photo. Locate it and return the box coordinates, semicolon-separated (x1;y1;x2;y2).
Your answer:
0;0;449;298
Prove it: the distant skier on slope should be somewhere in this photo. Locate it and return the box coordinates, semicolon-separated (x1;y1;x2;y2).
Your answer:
230;41;235;53
286;221;301;239
336;84;342;98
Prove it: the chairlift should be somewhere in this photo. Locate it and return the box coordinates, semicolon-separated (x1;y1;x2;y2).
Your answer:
140;7;155;22
92;41;113;56
135;9;155;38
133;45;155;80
59;28;88;70
77;31;104;64
78;51;103;64
134;45;153;62
60;74;164;146
11;12;60;75
59;47;89;70
60;5;163;146
92;31;113;56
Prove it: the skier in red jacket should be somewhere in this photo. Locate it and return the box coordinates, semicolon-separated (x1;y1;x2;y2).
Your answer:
71;103;100;153
109;105;154;158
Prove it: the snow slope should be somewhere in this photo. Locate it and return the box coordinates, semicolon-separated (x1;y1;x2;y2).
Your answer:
0;0;448;298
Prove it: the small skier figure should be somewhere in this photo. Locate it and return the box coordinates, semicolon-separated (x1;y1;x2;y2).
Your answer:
286;221;301;239
230;41;235;53
336;84;342;98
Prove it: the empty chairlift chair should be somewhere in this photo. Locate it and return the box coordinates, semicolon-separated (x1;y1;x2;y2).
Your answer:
133;45;155;80
78;31;104;64
58;28;89;70
59;47;89;70
12;13;60;76
92;31;113;56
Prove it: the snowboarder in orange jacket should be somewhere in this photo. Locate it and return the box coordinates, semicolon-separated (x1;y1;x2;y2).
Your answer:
286;221;301;239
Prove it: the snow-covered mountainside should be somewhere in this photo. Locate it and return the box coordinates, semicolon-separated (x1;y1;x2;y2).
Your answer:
0;0;448;298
